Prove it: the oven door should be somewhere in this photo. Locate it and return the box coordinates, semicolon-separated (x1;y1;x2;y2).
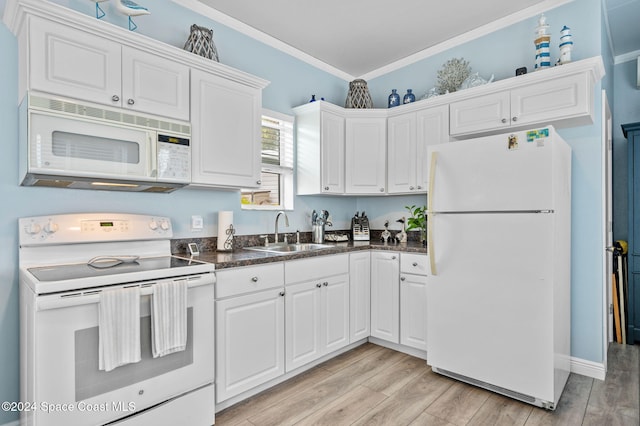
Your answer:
22;274;214;426
28;110;156;181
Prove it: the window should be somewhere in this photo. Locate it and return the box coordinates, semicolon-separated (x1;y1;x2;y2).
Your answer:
241;110;294;210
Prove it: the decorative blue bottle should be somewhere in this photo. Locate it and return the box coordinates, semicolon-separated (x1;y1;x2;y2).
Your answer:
388;89;400;108
403;89;415;104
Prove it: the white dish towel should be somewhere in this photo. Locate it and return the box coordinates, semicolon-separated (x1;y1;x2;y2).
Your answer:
98;286;141;372
151;279;188;358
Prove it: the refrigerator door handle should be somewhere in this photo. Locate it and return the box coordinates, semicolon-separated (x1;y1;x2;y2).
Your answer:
428;152;438;275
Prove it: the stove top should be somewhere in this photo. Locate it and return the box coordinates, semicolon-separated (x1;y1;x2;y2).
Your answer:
27;256;206;282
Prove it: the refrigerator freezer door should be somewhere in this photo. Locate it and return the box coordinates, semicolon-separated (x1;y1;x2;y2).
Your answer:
427;212;558;403
428;129;555;212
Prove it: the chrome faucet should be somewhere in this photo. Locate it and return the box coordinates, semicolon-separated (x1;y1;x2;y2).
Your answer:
274;211;289;244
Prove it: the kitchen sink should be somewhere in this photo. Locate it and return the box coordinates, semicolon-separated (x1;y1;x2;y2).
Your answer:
244;243;333;253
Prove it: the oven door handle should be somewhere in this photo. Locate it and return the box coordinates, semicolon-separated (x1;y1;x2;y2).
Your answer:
36;274;215;311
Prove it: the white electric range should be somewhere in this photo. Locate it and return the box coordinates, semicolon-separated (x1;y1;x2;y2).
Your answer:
18;213;216;426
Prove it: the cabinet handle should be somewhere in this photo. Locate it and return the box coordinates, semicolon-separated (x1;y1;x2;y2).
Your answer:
256;180;262;185
324;186;330;191
401;276;406;281
409;186;415;190
127;98;135;105
412;262;418;267
417;186;422;190
279;291;285;297
391;256;397;260
512;116;518;122
323;281;328;287
380;188;385;192
316;283;322;288
501;118;507;123
112;95;120;102
251;277;259;282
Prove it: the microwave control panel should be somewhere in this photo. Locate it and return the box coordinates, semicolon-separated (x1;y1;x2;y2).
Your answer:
157;134;190;182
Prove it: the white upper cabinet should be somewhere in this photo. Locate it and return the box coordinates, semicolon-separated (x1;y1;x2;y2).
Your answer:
387;105;449;194
120;46;190;120
294;102;345;194
28;17;190;120
449;59;603;137
190;68;263;188
345;114;387;194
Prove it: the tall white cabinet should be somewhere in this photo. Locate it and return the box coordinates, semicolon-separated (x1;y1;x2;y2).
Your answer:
345;114;387;194
387;105;449;194
190;69;264;188
294;102;346;194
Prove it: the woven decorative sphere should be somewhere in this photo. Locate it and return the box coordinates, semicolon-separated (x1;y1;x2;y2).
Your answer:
184;24;219;62
345;79;374;108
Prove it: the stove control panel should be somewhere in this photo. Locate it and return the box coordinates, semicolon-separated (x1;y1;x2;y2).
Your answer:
19;213;173;245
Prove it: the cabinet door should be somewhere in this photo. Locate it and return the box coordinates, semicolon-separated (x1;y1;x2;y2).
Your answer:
511;73;590;127
215;288;285;403
121;46;190;121
449;91;510;136
29;17;121;107
400;273;428;351
191;69;262;188
349;252;371;342
370;252;400;343
321;111;346;193
322;274;350;354
416;105;449;191
387;113;417;194
345;117;387;194
285;281;323;372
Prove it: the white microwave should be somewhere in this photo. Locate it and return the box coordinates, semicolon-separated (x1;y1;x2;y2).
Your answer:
20;93;191;192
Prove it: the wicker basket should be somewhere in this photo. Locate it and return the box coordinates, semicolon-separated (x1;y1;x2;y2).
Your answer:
184;24;219;62
345;79;373;108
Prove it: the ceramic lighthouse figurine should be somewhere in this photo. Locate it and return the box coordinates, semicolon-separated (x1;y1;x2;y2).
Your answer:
534;14;551;70
558;25;573;65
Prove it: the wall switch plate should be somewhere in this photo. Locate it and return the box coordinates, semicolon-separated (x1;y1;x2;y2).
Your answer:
191;215;204;231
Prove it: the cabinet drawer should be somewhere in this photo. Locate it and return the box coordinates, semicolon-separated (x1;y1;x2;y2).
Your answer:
285;254;349;285
216;263;284;298
401;253;429;275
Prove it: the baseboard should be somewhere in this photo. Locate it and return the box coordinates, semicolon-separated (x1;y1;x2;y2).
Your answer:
367;337;428;360
570;356;606;380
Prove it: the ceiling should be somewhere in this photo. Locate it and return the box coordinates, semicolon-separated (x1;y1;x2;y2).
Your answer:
191;0;640;79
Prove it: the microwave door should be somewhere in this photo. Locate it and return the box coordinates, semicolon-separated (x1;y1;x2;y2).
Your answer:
29;112;153;181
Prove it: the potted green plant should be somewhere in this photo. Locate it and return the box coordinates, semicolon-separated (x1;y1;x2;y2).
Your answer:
405;205;427;245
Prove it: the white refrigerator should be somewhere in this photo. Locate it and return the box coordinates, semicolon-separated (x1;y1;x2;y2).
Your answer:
426;126;571;410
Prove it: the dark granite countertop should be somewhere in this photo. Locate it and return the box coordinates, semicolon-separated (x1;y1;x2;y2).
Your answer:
188;240;427;270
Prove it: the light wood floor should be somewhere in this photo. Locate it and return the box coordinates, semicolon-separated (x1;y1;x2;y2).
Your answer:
216;342;639;426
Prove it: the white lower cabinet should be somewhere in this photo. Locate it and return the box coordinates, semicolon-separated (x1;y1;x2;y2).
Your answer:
400;253;429;351
214;251;427;406
370;251;400;343
285;254;350;372
349;251;371;342
215;263;285;403
371;252;429;351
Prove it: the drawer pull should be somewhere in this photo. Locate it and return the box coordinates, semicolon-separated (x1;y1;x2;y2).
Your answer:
279;291;285;297
323;281;328;287
400;277;406;281
412;262;418;267
316;283;322;288
251;277;259;282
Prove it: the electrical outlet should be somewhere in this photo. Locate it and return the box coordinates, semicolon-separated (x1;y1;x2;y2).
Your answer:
191;215;204;231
